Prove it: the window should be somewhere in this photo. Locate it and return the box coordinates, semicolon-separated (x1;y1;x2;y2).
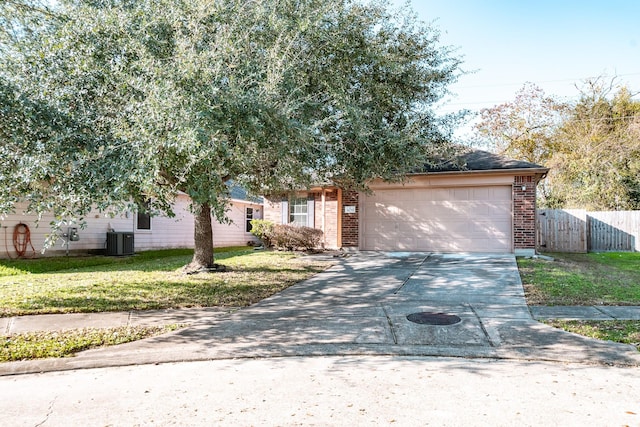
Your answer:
137;200;151;230
289;197;308;226
246;207;254;232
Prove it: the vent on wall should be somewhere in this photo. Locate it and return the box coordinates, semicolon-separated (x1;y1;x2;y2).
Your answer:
106;232;134;256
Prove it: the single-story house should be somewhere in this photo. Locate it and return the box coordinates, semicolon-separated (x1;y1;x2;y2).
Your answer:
264;149;549;256
0;186;261;258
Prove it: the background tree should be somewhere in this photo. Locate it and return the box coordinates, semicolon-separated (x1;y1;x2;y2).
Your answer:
474;78;640;210
549;79;640;210
1;0;462;271
474;82;566;165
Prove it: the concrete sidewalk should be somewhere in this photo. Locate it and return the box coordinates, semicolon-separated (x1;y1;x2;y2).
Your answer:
3;304;639;336
1;252;639;376
1;307;235;335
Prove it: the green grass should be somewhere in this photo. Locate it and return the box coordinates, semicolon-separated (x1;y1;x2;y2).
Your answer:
0;247;331;316
544;320;640;351
0;247;248;277
1;325;184;361
518;252;640;306
519;252;640;348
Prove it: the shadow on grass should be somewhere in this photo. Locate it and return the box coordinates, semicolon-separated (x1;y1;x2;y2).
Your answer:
0;248;258;276
2;256;328;316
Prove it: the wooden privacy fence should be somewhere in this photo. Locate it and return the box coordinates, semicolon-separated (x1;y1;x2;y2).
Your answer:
537;209;640;253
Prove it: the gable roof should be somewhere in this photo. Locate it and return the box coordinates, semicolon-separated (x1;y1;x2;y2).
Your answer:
227;182;263;203
416;148;548;174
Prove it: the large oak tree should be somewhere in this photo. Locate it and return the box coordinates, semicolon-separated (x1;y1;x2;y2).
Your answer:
1;0;463;270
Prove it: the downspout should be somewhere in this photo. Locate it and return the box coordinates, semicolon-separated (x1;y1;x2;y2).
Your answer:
337;188;343;248
321;189;326;247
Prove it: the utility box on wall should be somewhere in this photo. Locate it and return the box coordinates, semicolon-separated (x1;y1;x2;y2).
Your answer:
106;232;134;256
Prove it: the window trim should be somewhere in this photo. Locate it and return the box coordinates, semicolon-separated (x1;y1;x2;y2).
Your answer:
289;196;308;226
136;200;152;231
245;207;254;233
282;195;314;227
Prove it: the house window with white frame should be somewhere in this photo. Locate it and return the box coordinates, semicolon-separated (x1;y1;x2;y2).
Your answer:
289;197;308;226
245;207;254;232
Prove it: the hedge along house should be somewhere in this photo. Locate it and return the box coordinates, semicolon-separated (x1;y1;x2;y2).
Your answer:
263;149;549;256
0;185;262;259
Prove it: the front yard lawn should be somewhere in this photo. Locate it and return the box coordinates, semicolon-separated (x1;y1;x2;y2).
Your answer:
518;252;640;306
0;247;331;317
518;252;640;350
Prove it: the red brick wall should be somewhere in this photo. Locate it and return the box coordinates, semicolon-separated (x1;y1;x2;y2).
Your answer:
341;190;359;247
263;198;283;224
513;176;537;250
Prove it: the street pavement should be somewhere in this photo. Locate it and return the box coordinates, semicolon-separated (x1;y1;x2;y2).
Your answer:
1;355;639;426
1;252;639;377
2;252;640;426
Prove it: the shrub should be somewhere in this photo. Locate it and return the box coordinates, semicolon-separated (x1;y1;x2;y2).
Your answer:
250;219;275;247
251;221;323;251
272;224;323;251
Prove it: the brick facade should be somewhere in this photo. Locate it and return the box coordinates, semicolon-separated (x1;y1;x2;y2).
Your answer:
318;190;339;249
263;198;282;224
513;175;537;251
264;174;542;253
341;190;359;247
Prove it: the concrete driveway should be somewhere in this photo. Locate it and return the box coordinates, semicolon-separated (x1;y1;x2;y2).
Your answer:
3;252;639;375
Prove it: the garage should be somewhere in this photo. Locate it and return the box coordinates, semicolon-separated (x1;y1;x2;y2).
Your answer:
264;148;549;256
360;185;513;252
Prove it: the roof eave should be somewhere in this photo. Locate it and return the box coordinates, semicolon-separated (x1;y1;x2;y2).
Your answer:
408;167;550;177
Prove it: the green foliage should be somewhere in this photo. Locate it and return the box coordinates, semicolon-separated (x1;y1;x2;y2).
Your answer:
0;0;463;262
250;219;275;247
475;78;640;210
547;82;640;210
250;221;324;250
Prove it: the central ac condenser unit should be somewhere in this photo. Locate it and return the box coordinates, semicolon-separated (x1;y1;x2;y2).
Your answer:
106;232;134;256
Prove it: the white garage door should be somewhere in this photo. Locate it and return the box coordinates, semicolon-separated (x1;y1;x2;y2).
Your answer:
361;186;512;252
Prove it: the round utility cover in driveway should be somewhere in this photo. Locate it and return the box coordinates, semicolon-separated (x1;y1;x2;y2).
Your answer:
407;312;462;325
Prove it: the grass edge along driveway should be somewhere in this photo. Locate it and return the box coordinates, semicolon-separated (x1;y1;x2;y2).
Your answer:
518;252;640;351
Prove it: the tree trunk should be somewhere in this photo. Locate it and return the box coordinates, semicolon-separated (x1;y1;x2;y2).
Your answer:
185;202;216;273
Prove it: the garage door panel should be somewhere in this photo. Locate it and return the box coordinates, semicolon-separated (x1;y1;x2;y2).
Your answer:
361;186;512;253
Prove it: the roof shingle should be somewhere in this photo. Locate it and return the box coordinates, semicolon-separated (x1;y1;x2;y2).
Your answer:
417;148;547;174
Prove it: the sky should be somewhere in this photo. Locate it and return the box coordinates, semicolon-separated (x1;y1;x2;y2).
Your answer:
392;0;640;136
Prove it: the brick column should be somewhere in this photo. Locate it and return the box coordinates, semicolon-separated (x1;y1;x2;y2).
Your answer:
513;175;537;256
341;190;359;248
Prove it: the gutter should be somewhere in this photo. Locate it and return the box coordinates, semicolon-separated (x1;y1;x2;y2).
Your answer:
407;167;550;177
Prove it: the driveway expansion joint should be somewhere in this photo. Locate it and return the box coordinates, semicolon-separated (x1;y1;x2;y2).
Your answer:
381;305;398;345
393;253;430;295
468;304;497;348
